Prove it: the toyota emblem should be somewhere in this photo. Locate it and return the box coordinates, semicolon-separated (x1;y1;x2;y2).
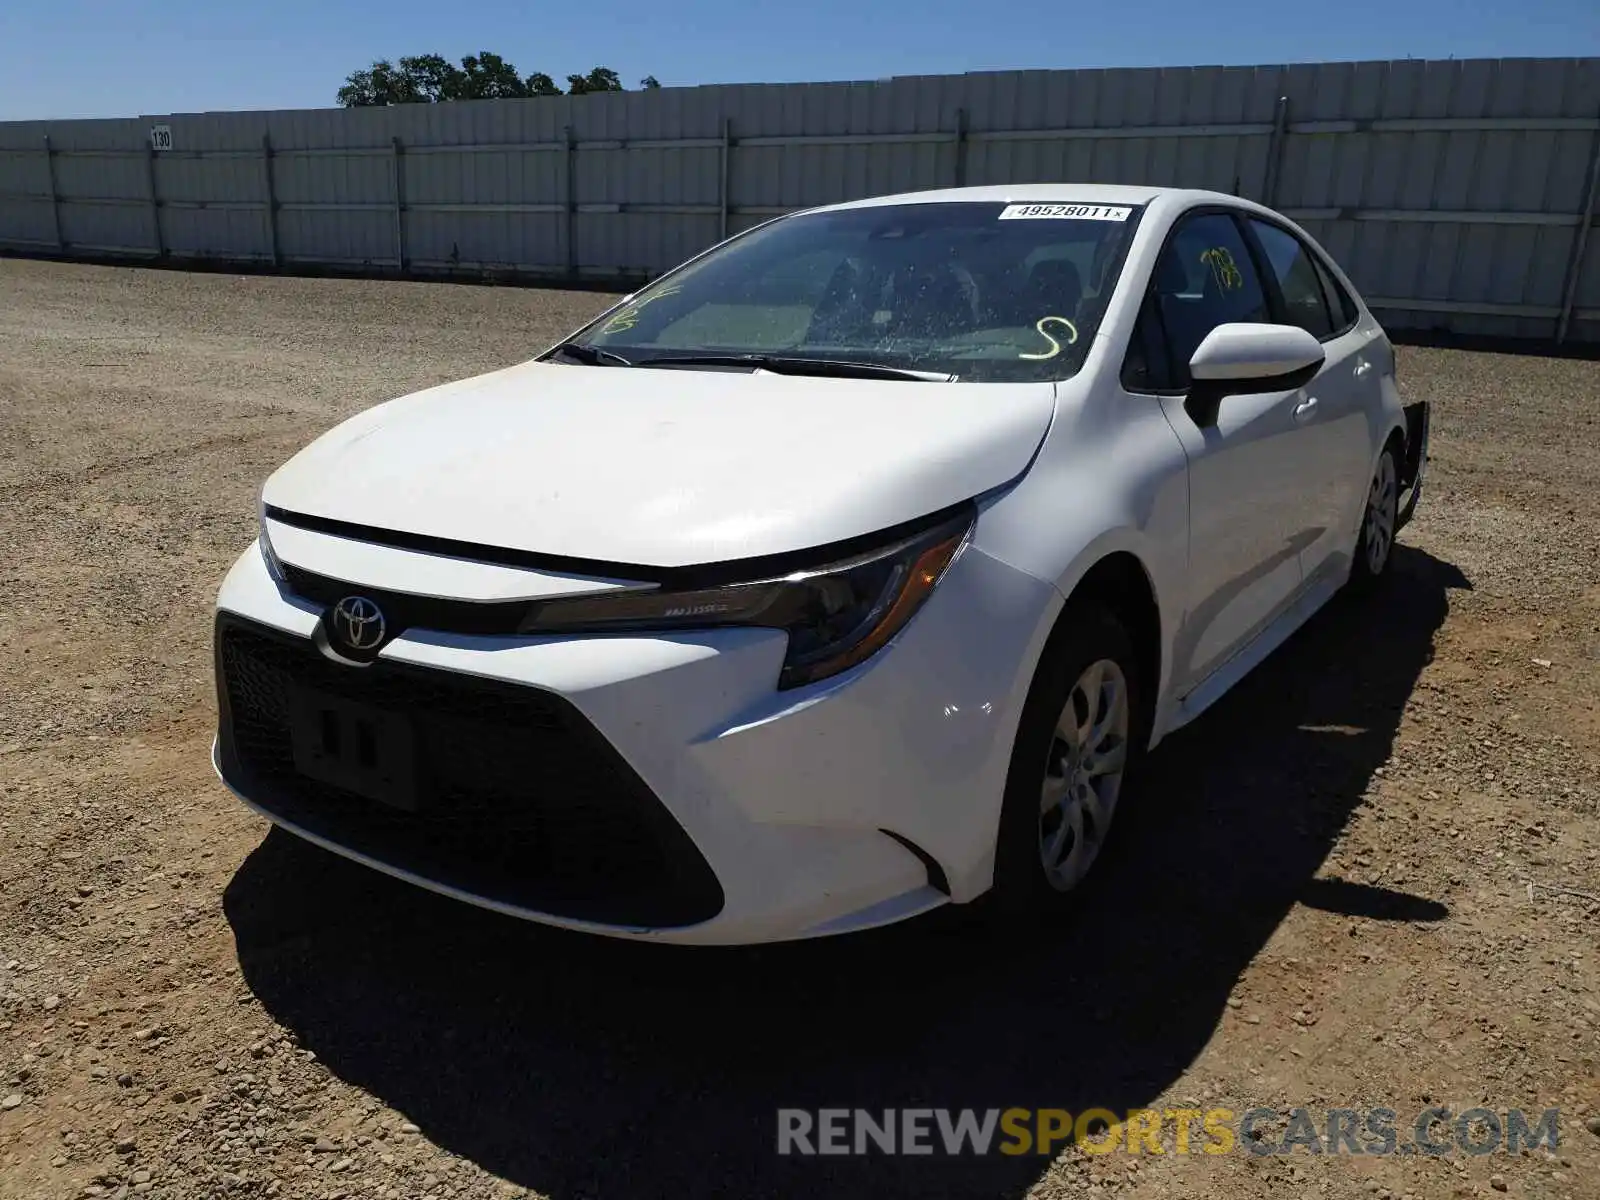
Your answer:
330;595;387;653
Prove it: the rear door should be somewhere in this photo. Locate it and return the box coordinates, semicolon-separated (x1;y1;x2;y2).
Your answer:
1123;210;1320;694
1242;217;1376;587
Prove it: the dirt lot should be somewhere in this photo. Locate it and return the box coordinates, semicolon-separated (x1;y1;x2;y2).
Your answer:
0;256;1597;1200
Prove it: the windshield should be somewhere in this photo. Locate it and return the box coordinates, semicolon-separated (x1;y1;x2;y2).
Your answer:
574;201;1143;382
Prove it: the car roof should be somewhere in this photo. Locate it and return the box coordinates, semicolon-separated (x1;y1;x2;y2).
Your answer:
803;184;1245;215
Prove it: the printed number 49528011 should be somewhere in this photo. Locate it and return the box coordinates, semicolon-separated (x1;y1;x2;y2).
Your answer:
998;203;1131;222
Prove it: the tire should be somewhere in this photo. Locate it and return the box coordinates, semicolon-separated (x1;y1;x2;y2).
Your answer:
987;605;1145;920
1348;441;1401;593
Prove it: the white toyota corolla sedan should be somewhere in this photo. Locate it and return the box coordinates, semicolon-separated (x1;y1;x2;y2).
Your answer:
213;184;1428;944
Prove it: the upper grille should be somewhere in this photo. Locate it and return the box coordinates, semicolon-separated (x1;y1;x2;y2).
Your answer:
280;564;534;637
215;615;724;928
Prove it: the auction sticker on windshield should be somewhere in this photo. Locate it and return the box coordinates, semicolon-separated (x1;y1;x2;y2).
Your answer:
998;203;1132;222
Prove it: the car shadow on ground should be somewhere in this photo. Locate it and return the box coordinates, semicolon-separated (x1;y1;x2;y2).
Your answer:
224;544;1468;1200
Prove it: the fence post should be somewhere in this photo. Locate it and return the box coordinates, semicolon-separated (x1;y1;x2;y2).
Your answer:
1556;107;1600;344
953;107;969;188
718;118;731;241
145;139;165;257
565;125;577;280
390;136;407;273
1262;95;1290;206
42;135;63;252
261;133;280;269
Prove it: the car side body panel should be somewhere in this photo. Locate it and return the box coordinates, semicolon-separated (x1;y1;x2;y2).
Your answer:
969;359;1190;747
981;192;1414;753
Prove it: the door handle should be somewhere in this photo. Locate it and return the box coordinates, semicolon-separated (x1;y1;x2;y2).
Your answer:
1353;359;1373;378
1292;397;1319;422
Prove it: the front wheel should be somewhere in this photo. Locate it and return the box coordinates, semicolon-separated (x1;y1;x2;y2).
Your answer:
1348;442;1400;591
988;607;1144;918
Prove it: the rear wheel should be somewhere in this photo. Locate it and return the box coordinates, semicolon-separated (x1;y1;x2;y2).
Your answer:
1348;442;1400;591
989;607;1144;917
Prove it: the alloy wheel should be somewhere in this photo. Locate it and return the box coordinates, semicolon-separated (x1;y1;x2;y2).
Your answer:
1365;452;1398;575
1039;658;1129;891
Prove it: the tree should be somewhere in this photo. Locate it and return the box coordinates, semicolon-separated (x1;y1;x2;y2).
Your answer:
566;67;623;95
337;56;650;106
338;59;423;107
458;51;529;99
398;53;464;101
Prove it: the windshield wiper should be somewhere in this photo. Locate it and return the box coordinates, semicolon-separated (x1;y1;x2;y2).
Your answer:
637;353;954;382
547;341;633;367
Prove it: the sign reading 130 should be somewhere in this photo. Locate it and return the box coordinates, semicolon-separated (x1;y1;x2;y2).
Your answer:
149;125;173;152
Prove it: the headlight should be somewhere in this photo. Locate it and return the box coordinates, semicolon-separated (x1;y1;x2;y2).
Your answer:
258;489;284;581
520;507;974;689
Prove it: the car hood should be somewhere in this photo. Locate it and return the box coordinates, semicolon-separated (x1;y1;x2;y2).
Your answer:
263;361;1056;569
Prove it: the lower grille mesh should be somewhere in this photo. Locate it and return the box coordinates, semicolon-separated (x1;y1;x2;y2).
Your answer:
215;615;724;927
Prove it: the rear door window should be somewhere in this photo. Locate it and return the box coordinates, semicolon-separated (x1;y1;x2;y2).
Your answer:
1247;219;1335;340
1310;252;1360;333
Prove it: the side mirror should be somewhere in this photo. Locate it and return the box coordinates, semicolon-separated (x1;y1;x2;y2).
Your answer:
1185;323;1325;427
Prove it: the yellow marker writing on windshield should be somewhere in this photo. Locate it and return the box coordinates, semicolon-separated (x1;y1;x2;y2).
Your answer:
1018;315;1079;361
601;285;682;335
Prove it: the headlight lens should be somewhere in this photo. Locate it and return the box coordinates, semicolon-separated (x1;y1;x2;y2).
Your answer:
519;508;973;688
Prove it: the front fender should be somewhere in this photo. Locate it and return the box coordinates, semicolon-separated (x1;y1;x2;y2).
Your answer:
971;383;1190;746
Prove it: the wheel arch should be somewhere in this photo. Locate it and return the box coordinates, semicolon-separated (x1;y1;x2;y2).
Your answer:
1383;421;1407;461
1349;418;1408;539
978;547;1166;914
1370;420;1408;521
1050;547;1165;751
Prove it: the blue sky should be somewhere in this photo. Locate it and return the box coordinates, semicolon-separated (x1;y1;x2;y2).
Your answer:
2;0;1596;120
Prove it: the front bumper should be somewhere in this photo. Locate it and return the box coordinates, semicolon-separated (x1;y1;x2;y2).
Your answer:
213;536;1060;945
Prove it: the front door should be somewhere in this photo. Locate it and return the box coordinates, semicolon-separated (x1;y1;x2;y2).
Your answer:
1127;210;1323;694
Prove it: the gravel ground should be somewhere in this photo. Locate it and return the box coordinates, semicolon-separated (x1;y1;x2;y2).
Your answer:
0;257;1596;1200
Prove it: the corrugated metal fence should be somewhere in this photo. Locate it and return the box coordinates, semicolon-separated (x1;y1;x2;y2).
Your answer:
2;57;1598;341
